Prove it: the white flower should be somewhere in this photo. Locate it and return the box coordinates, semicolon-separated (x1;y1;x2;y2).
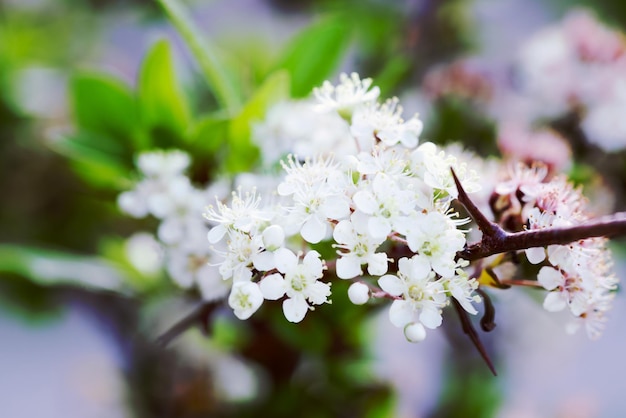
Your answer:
216;231;267;282
313;72;380;119
443;270;480;315
403;211;466;278
137;150;190;178
352;172;415;239
259;249;330;323
332;219;388;279
205;188;269;244
277;155;351;243
350;97;423;152
229;281;264;320
252;99;355;165
378;255;447;332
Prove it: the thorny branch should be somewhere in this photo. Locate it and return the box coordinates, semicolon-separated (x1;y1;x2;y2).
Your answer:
451;168;626;261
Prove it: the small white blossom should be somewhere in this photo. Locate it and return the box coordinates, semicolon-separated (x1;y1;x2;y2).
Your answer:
229;281;264;320
260;249;331;323
350;97;423;152
313;72;380;119
332;218;388;279
378;255;447;332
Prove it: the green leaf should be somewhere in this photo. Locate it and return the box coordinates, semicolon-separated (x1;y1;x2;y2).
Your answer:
70;73;141;149
138;39;191;141
157;0;241;113
50;132;131;189
226;70;290;172
273;16;351;97
0;244;126;292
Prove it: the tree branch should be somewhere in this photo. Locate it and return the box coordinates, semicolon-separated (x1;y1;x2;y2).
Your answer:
155;301;218;347
451;168;626;261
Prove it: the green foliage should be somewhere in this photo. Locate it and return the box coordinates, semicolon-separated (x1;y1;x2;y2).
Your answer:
0;244;125;292
273;16;351;98
157;0;242;113
226;70;290;172
138;39;191;143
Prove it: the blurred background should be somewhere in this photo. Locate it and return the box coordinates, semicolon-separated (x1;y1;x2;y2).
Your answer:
2;0;626;417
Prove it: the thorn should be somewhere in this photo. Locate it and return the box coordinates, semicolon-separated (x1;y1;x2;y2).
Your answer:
452;299;498;376
476;287;497;332
451;167;502;238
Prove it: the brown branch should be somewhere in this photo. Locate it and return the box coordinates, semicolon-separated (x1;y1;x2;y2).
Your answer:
156;301;218;347
459;212;626;261
451;167;626;261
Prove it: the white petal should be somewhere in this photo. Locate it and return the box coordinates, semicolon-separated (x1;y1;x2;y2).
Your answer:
321;197;351;220
262;225;284;250
260;273;286;300
378;274;405;296
353;190;377;214
336;256;362;279
274;248;297;274
368;216;391;239
207;225;227;244
543;291;567;312
158;217;183;245
301;215;328;244
389;300;414;327
252;251;275;272
333;220;356;246
525;247;546;264
537;266;562;291
283;295;309;323
366;253;388;276
419;306;443;329
307;281;331;305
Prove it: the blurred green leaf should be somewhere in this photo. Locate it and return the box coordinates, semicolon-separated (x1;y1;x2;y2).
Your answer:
157;0;242;113
139;39;191;142
274;16;351;97
50;132;131;189
70;73;140;149
0;244;126;292
190;114;230;154
226;70;290;172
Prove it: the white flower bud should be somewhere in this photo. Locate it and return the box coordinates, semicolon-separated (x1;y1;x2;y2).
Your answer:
347;282;370;305
404;322;427;343
262;225;284;251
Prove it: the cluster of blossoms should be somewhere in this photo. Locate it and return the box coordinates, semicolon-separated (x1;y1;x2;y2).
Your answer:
118;72;620;343
491;164;618;338
202;73;483;342
117;151;229;300
511;9;626;152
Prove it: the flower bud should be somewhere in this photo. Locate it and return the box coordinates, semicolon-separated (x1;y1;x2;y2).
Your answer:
348;282;370;305
262;225;285;251
404;322;427;343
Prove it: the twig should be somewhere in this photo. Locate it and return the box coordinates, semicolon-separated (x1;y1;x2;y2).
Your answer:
155;301;218;347
475;288;496;332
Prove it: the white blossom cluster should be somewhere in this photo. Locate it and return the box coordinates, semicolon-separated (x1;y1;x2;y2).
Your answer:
493;164;618;338
514;9;626;152
117;151;229;300
116;72;620;344
204;73;483;342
